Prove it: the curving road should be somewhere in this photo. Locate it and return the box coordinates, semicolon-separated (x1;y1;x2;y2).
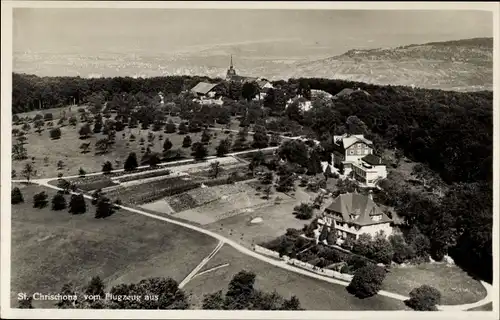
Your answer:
12;173;493;311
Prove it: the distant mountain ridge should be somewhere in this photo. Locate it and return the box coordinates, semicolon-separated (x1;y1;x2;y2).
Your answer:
286;37;493;92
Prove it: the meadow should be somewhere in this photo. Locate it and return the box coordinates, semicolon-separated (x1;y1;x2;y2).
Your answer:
10;183;218;308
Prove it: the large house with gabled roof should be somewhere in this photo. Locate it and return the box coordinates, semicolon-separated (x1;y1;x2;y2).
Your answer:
318;192;393;244
331;134;374;173
190;82;224;106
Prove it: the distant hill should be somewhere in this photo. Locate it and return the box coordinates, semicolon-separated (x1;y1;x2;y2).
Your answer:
283;38;493;92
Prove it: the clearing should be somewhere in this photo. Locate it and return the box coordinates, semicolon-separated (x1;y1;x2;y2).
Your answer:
10;183;218;308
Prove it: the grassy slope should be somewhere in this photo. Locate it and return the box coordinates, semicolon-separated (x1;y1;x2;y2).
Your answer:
10;184;217;308
183;245;407;310
382;264;487;305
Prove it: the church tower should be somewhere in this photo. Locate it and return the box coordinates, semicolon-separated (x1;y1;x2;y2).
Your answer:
226;55;237;80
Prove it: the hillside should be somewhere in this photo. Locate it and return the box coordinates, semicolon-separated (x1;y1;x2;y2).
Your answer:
284;38;493;92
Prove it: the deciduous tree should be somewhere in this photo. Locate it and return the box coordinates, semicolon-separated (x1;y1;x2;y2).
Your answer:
347;264;386;298
21;163;36;181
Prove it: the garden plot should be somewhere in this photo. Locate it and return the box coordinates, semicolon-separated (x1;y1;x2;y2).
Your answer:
173;192;268;225
143;183;267;225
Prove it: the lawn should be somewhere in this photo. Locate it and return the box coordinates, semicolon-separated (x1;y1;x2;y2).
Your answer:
12;123;234;178
183;245;408;310
10;183;218;308
382;263;487;305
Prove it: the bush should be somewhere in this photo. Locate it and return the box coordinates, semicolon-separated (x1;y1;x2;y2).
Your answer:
11;187;24;204
78;167;86;177
293;203;314;220
347;264;386;298
102;161;113;174
50;127;62;139
44;113;53;121
165;120;177;133
182;135;192;148
347;255;370;271
405;285;442;311
33;191;49;208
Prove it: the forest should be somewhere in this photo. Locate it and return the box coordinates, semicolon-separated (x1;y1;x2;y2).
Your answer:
12;72;494;282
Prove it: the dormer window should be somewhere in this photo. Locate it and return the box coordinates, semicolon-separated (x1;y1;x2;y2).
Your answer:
371;215;382;222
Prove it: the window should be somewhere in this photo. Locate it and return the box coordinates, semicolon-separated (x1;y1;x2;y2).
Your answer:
350;150;354;155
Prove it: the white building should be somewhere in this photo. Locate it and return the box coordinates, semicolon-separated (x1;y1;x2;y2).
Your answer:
285;97;313;112
318;192;393;245
351;154;388;188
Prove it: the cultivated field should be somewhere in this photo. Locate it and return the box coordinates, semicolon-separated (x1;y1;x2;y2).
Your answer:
10;183;218;308
146;183;268;225
183;245;407;310
12;122;234;178
382;264;487;305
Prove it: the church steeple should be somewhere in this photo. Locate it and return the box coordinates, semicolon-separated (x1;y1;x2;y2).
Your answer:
226;54;237;79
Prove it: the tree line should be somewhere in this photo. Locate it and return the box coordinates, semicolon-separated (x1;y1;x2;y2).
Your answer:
18;271;302;310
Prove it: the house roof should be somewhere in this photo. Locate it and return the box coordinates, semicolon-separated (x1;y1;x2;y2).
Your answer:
191;82;219;95
325;193;392;226
228;75;258;83
311;89;333;99
361;154;385;166
333;88;370;99
334;134;373;149
334;88;355;98
256;79;271;88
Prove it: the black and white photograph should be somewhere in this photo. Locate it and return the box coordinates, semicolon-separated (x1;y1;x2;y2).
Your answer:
1;1;498;319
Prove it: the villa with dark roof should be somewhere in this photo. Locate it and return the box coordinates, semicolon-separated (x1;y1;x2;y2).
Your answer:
318;192;393;244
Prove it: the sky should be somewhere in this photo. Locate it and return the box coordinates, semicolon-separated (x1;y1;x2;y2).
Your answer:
13;9;493;55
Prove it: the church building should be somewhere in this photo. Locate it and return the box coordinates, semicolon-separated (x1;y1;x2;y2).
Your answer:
225;55;258;83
